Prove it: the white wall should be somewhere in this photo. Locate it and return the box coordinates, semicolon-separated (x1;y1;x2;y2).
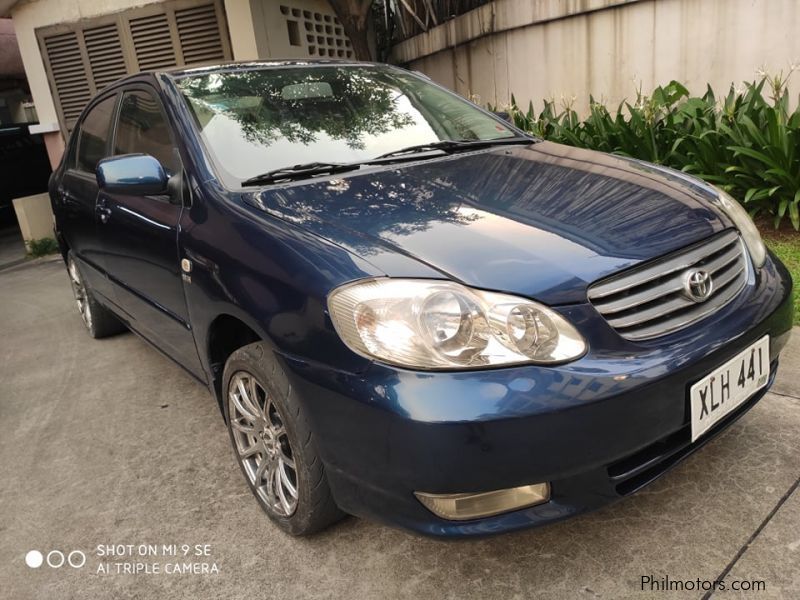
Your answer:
394;0;800;114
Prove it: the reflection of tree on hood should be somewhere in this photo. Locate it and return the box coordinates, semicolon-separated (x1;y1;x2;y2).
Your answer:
179;68;415;150
264;173;481;256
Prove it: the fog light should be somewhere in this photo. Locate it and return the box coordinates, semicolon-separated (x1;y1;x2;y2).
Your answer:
415;483;550;520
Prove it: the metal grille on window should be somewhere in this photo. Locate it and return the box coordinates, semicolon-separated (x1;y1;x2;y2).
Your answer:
129;13;177;70
280;5;353;58
83;24;127;90
175;4;226;64
38;0;232;134
42;31;91;130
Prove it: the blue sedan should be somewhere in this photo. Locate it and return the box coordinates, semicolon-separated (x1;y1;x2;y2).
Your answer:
49;61;793;536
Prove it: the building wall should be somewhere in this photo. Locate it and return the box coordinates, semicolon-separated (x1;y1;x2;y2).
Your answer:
1;88;33;123
224;0;353;60
249;0;354;60
11;0;166;131
393;0;800;114
12;0;349;167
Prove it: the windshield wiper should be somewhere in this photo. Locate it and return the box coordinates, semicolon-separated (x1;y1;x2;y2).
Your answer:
241;161;362;186
370;136;533;161
240;137;534;186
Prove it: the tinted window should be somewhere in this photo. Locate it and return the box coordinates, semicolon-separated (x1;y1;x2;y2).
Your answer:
76;95;116;173
114;90;178;174
175;66;515;181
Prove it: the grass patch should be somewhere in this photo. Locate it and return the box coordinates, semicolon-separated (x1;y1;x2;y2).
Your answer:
760;221;800;324
27;237;59;258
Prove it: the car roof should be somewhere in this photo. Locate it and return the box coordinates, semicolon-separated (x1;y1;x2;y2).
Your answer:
159;59;382;79
96;60;401;94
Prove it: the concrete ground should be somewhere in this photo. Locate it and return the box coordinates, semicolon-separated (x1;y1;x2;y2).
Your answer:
0;222;27;270
1;259;799;600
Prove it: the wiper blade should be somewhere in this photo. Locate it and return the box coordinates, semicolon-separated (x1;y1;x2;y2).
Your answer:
241;161;362;186
240;137;534;186
370;136;532;161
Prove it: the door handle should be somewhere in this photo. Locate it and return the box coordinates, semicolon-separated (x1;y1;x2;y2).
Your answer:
96;202;112;224
58;187;73;205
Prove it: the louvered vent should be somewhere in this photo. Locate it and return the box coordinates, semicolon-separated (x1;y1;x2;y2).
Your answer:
39;0;231;133
130;13;177;70
43;31;91;129
83;24;127;90
176;4;225;64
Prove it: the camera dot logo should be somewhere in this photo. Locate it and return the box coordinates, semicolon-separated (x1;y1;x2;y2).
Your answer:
25;550;43;569
25;549;86;569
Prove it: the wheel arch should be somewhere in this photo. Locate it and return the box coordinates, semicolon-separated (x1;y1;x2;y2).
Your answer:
205;312;265;417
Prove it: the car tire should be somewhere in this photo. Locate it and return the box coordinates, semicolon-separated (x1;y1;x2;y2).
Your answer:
66;252;126;339
222;341;344;535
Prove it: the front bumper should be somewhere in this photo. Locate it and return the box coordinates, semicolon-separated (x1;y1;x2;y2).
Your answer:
281;253;793;537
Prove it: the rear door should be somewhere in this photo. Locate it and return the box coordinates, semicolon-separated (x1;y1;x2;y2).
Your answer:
56;93;117;299
97;85;201;375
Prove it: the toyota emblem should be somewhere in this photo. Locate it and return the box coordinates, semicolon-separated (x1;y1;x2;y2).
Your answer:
684;270;713;302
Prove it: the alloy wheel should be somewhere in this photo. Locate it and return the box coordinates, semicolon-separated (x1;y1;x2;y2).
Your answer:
68;259;93;330
228;371;299;516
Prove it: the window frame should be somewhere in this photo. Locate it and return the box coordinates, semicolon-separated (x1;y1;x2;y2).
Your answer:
70;91;120;177
110;83;182;176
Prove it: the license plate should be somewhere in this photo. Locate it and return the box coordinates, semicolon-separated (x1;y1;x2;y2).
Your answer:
690;336;770;442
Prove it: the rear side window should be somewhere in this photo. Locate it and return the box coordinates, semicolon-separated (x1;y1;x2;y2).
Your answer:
76;95;116;173
114;89;178;174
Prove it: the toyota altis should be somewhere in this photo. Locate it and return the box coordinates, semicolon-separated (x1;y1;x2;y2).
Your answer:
49;61;793;537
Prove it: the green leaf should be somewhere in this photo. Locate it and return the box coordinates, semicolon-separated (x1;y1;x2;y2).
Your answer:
790;201;800;230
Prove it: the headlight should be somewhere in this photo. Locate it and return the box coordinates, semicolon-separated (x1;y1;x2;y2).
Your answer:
328;279;586;369
713;188;766;268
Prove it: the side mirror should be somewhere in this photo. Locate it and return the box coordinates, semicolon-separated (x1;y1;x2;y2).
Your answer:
492;110;512;123
96;154;168;196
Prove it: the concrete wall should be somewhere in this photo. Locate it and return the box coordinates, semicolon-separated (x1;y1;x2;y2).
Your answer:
393;0;800;114
12;192;54;248
251;0;343;59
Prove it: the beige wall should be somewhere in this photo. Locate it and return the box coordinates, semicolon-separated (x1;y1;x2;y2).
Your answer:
12;0;345;138
11;0;166;167
250;0;342;58
10;0;165;130
395;0;800;114
12;192;54;248
224;0;259;60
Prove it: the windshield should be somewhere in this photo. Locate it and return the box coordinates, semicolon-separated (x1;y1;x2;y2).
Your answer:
174;65;517;182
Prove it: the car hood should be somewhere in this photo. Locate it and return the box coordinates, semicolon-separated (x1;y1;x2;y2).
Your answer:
247;141;730;305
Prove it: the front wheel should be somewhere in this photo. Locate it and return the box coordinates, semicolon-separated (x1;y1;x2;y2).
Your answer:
222;342;343;535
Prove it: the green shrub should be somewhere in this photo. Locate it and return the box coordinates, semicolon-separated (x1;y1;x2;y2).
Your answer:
27;237;59;258
502;74;800;229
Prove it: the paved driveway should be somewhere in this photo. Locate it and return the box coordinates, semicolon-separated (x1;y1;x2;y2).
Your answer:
1;259;799;599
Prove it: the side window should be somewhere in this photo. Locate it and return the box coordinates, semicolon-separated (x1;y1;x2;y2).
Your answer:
114;89;178;175
76;95;117;173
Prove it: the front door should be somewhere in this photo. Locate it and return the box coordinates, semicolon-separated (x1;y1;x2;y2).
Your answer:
97;86;201;375
57;94;117;300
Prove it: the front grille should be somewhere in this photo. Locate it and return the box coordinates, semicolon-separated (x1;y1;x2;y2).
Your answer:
588;230;748;341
